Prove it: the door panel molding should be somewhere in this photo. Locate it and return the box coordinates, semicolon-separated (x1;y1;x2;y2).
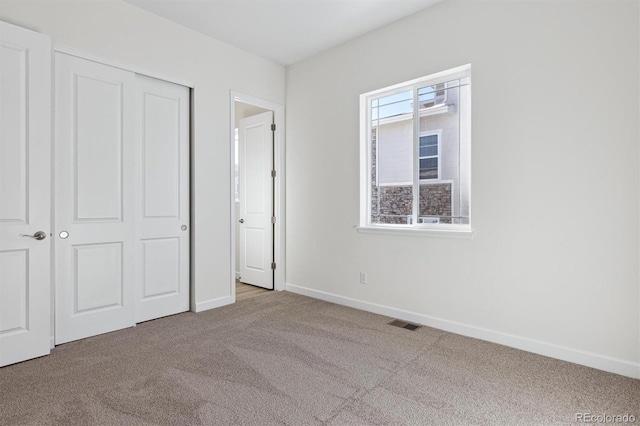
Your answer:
73;74;125;222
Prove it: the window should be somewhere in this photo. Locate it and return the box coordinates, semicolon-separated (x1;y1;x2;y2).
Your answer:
419;133;439;180
360;65;471;232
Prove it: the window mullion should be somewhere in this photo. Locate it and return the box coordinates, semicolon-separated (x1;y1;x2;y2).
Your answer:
412;86;419;225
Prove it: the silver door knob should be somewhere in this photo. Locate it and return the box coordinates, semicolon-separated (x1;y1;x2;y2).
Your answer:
21;231;47;240
239;218;245;223
181;225;188;231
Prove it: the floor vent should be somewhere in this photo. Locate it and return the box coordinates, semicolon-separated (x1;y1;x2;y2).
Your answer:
388;319;421;331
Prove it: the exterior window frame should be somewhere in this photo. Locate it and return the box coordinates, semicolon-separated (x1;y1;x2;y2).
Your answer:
418;130;441;182
358;65;472;237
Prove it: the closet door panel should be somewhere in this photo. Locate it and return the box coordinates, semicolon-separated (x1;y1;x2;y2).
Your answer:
135;75;190;323
55;53;136;344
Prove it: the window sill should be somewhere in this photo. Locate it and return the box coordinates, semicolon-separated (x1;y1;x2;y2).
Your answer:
355;225;475;239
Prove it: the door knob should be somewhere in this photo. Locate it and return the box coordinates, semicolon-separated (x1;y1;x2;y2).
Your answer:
239;218;245;223
21;231;47;240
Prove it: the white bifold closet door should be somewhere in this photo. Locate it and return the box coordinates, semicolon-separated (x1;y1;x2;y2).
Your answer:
55;54;189;345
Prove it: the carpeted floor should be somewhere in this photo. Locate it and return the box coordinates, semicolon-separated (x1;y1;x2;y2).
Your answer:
0;291;638;425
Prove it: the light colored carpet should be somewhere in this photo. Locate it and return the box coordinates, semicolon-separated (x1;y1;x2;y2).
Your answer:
0;291;638;425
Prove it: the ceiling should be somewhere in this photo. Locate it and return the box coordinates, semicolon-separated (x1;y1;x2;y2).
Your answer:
124;0;444;66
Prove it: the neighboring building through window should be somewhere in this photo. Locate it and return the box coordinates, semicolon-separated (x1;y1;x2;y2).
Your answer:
361;65;471;229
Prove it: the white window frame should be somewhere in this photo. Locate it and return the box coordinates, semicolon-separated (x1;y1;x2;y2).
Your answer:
358;65;473;237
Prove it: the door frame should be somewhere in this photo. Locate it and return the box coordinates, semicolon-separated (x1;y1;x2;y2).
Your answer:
230;91;285;301
51;44;195;345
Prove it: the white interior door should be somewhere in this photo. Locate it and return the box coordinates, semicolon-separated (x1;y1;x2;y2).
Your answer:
135;75;190;323
0;22;51;366
239;111;274;290
55;53;136;344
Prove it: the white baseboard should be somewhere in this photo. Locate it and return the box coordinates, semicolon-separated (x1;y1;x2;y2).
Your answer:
50;336;55;349
285;283;640;380
194;295;233;313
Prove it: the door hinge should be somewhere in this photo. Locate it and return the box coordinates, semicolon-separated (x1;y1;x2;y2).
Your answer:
271;216;276;224
271;170;276;178
271;262;277;270
271;123;276;131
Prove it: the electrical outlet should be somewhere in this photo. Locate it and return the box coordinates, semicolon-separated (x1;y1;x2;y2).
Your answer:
360;272;367;284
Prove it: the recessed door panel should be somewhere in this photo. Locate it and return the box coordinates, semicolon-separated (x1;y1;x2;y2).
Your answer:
0;21;51;367
143;92;180;218
0;250;28;334
0;45;27;223
142;238;180;299
244;228;265;271
75;75;123;222
74;243;123;313
245;125;266;214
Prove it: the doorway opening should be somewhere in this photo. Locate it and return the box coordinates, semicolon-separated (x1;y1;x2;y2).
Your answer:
230;92;285;302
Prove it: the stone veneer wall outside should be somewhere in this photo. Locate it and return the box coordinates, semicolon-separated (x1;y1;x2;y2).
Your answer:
371;183;452;224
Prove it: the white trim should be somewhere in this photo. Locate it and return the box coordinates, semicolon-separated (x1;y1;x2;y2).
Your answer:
194;295;233;313
379;178;454;187
54;44;195;88
229;91;286;301
371;105;452;126
360;94;370;227
356;225;474;239
285;283;640;379
189;91;197;314
378;181;413;187
362;64;471;99
412;83;419;222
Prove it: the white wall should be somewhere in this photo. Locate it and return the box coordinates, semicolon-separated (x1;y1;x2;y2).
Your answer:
286;0;640;377
0;0;285;309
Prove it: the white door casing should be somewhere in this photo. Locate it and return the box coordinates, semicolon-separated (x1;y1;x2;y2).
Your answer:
238;111;274;290
135;75;190;323
0;21;52;366
54;53;136;344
